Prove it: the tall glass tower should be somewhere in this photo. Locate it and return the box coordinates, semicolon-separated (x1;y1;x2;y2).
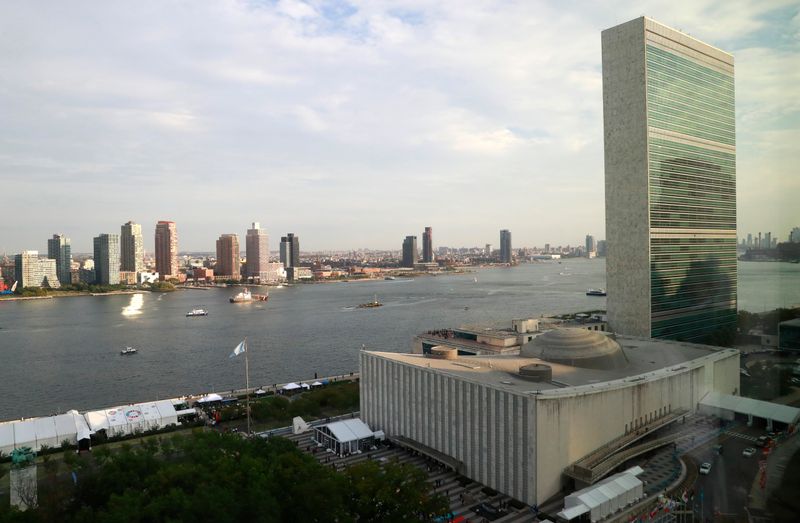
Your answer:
602;17;736;342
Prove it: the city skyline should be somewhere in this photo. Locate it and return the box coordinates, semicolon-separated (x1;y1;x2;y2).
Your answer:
1;1;796;253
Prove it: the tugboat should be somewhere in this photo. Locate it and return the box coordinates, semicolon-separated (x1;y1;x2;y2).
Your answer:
120;346;138;355
586;288;607;297
186;308;209;317
357;295;383;308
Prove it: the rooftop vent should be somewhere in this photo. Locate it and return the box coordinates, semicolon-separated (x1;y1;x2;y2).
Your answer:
428;346;457;360
518;363;553;382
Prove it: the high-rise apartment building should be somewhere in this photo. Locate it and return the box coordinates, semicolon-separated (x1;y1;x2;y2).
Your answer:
280;233;300;269
603;17;736;342
422;227;434;263
245;222;269;279
47;234;72;286
500;230;512;263
791;228;800;243
120;221;144;273
155;221;179;280
764;232;772;250
402;236;418;267
93;234;120;285
216;234;241;280
15;251;60;289
585;235;596;257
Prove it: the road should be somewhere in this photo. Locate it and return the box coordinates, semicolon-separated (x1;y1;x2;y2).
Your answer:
688;424;765;520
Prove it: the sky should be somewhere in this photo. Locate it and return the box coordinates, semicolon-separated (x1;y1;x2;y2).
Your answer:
1;0;798;253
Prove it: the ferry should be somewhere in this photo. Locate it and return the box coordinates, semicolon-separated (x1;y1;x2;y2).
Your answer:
186;308;209;317
120;347;138;355
586;289;607;297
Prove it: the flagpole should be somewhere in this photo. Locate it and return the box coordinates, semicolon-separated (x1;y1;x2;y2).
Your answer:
245;337;251;435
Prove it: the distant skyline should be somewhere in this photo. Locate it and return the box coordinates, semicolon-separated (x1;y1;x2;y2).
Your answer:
1;1;797;252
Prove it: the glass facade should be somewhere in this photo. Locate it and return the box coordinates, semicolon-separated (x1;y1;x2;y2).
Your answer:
646;44;737;342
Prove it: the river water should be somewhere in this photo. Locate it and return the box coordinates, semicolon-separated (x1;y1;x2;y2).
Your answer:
0;259;797;419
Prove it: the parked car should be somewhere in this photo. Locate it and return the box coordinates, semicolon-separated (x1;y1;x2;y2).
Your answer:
791;377;800;385
756;436;770;447
699;462;712;475
742;447;756;457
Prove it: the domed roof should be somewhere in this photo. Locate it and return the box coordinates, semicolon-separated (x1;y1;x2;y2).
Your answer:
520;328;628;370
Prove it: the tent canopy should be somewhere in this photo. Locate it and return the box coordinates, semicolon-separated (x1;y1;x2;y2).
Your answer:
700;392;800;425
197;393;224;403
282;383;301;390
323;419;374;444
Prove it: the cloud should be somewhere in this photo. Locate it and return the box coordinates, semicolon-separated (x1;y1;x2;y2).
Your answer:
0;0;796;252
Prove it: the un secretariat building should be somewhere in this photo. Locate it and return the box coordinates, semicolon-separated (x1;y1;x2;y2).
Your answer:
603;17;737;343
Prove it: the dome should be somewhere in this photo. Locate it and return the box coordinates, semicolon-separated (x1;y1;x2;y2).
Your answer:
520;328;628;370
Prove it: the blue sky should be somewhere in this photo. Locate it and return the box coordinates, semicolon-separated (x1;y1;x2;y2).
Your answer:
1;0;797;252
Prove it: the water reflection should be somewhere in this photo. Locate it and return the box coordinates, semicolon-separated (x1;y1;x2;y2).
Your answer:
122;293;144;317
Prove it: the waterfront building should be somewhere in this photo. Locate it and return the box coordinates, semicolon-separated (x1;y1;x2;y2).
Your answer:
422;227;434;263
764;232;772;250
245;222;269;279
402;236;418;268
14;251;60;288
603;17;737;342
485;244;492;257
790;227;800;243
747;233;753;248
361;329;740;505
93;234;120;285
46;234;72;286
500;229;512;263
585;235;596;258
120;221;144;273
597;240;607;257
280;233;300;269
154;221;179;281
215;234;241;281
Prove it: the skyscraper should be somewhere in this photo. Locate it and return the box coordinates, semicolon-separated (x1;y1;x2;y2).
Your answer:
93;234;120;285
402;236;418;267
216;234;241;280
280;233;300;269
603;17;736;341
422;227;434;263
499;230;512;263
245;222;269;279
120;221;144;273
585;235;596;257
47;234;71;286
155;221;179;280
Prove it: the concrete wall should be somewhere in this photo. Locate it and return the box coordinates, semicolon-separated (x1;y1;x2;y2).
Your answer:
360;352;537;504
602;17;651;337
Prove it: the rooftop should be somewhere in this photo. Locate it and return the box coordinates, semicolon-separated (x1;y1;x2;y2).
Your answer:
368;332;738;396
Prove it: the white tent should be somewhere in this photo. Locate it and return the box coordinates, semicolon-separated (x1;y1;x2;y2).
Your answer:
282;382;301;391
84;400;179;437
313;418;376;455
300;383;311;390
197;393;224;403
0;411;92;454
311;381;323;387
0;422;15;456
558;466;644;521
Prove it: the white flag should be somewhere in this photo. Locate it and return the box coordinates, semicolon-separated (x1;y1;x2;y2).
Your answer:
229;340;246;358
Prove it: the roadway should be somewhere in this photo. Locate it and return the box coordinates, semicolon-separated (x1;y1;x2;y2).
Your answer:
687;423;766;521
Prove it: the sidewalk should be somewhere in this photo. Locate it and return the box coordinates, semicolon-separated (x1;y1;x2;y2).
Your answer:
748;431;800;510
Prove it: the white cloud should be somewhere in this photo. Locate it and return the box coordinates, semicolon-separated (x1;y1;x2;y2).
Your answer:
0;0;796;252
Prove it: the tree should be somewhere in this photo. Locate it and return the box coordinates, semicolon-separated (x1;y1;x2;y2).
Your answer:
345;460;448;522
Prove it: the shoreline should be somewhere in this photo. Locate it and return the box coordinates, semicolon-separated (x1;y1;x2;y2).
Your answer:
0;289;146;301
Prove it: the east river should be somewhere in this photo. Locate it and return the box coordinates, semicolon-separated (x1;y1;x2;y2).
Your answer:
1;259;798;419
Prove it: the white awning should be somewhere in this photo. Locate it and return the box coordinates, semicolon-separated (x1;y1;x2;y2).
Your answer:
321;419;374;444
700;392;800;425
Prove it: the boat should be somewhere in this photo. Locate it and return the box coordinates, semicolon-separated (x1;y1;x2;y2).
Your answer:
230;288;268;303
186;308;208;317
473;277;478;283
384;276;396;280
120;347;137;355
357;295;383;308
586;289;607;296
